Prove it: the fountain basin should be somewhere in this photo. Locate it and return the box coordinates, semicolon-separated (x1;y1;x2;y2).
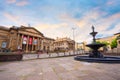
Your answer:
86;43;105;50
74;55;120;63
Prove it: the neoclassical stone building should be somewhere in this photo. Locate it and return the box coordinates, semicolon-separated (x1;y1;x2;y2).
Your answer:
42;37;55;51
0;26;54;52
53;37;75;51
76;42;88;51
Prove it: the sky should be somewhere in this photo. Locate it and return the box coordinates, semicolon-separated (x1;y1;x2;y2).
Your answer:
0;0;120;43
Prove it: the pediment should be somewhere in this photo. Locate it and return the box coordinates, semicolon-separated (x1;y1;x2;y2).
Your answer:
18;26;44;37
23;28;43;36
25;28;39;34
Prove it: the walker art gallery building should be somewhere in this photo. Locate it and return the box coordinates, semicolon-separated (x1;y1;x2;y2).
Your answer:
0;26;75;52
0;26;55;52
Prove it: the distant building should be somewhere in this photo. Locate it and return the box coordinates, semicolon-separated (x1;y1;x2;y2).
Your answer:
96;32;120;50
53;37;75;51
41;37;55;51
75;42;88;51
117;35;120;48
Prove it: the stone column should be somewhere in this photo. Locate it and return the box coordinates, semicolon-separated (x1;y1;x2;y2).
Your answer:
17;33;20;49
32;37;34;51
26;36;29;52
8;36;12;49
37;38;40;50
35;38;37;50
39;38;41;50
21;34;24;49
41;39;43;50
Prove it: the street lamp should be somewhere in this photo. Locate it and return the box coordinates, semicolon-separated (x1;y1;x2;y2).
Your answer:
72;27;76;41
72;27;76;54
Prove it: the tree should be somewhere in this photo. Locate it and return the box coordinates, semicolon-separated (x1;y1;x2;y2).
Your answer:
96;41;110;51
110;38;117;49
96;41;109;46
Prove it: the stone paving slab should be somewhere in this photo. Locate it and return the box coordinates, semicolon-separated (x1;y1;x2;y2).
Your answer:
0;56;120;80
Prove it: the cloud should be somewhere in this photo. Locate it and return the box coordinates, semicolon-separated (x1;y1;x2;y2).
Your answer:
3;12;19;22
106;0;117;6
6;0;28;6
75;11;101;28
6;0;16;4
2;0;120;43
16;0;28;6
33;22;69;38
57;7;120;42
58;9;102;28
57;10;101;42
34;23;68;30
3;12;27;26
95;12;120;31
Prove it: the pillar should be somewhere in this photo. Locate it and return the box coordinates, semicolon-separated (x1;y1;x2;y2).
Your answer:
37;38;40;50
17;33;20;49
39;38;42;50
26;36;29;52
32;37;34;51
20;34;24;49
8;37;12;49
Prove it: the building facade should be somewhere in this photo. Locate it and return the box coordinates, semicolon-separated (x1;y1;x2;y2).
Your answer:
0;26;54;52
41;37;55;51
0;26;9;51
53;37;75;51
97;32;120;50
75;42;88;51
117;35;120;48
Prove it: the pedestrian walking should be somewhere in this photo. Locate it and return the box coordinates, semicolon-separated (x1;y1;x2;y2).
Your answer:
37;50;42;58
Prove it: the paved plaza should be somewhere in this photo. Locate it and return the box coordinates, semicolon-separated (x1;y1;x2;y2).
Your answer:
0;55;120;80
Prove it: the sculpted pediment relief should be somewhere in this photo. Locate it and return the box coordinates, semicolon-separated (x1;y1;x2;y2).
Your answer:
25;28;39;34
18;27;44;37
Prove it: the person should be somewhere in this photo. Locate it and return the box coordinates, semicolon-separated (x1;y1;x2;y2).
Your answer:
64;51;65;56
46;50;48;54
18;45;20;49
37;50;42;58
46;50;51;57
17;46;23;54
56;51;59;56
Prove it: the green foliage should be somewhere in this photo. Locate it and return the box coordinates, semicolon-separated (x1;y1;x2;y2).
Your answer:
96;41;109;46
110;38;117;49
96;41;101;44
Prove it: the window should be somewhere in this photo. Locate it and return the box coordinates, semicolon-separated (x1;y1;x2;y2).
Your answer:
1;42;7;48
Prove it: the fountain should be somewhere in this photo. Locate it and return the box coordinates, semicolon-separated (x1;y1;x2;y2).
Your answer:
74;26;120;63
86;26;105;58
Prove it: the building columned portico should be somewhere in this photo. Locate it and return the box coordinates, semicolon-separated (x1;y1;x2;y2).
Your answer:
16;34;42;52
0;26;55;52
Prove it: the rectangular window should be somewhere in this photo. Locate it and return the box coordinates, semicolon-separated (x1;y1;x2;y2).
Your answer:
1;42;7;48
